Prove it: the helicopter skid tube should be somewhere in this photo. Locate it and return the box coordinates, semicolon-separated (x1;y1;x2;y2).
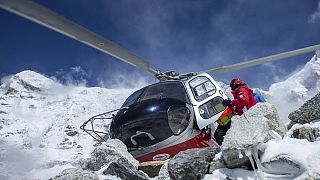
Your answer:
134;131;219;162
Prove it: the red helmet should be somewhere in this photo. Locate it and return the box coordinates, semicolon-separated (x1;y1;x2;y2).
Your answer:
230;78;244;90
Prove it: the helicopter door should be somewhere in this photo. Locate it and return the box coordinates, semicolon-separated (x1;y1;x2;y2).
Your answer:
185;73;228;129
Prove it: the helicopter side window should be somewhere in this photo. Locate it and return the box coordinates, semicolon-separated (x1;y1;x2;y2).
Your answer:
141;82;190;103
189;77;217;101
167;106;190;135
198;97;225;119
121;88;145;107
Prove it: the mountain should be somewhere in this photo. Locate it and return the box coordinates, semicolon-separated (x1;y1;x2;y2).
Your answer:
0;70;134;179
261;55;320;122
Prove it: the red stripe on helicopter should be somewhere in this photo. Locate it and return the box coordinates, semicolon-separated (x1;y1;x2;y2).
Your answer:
135;132;219;162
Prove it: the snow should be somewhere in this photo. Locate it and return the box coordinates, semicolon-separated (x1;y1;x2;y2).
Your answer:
204;168;255;180
0;70;135;179
263;55;320;122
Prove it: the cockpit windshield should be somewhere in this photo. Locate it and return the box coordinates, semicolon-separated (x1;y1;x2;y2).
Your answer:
121;88;145;107
141;82;190;103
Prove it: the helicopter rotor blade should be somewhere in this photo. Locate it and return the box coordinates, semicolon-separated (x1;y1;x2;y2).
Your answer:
199;44;320;74
0;0;158;75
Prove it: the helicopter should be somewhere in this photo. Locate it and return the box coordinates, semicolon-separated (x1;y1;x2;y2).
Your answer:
1;0;320;162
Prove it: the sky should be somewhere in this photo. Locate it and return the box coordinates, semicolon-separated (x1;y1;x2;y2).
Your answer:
1;0;320;90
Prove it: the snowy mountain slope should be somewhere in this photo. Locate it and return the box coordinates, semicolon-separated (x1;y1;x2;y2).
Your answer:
0;70;135;179
261;55;320;122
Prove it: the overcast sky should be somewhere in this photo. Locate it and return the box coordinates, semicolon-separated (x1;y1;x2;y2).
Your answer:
1;0;320;89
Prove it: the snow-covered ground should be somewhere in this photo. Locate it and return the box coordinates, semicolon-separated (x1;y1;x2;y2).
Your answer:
0;55;320;179
204;122;320;180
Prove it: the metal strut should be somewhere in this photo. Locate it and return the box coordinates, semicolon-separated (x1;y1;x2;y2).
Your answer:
80;108;126;142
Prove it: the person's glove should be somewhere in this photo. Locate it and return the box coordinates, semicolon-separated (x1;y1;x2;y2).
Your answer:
222;99;232;107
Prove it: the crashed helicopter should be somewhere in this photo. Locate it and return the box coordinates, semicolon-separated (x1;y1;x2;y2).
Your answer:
1;0;320;162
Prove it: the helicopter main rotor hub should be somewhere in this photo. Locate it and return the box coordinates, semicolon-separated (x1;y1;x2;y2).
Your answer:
155;70;197;81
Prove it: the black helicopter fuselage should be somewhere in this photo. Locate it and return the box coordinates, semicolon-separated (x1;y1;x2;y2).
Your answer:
109;74;227;162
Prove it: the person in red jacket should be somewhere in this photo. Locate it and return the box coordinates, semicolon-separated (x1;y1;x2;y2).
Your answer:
214;78;257;145
224;78;257;115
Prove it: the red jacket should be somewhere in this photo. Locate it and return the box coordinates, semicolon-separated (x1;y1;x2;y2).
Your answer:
230;85;257;115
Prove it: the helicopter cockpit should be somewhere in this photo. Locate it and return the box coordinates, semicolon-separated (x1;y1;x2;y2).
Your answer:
110;80;193;150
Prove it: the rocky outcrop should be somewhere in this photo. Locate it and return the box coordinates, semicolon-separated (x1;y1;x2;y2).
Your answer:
85;139;138;171
51;168;98;180
287;92;320;142
288;93;320;124
221;103;287;168
167;147;221;180
52;140;146;180
291;127;320;142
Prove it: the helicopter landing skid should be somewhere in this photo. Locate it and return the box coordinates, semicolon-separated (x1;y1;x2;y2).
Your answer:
80;108;125;142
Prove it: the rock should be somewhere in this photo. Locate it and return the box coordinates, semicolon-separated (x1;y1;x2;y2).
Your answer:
66;131;78;136
208;158;226;173
288;93;320;123
103;162;148;180
85;139;138;171
221;103;286;168
138;161;166;178
167;147;220;180
51;168;98;180
291;127;320;142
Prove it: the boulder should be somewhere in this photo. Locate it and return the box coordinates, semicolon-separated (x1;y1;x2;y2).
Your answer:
288;93;320;123
221;103;287;168
291;127;320;142
103;162;148;180
85;139;138;171
167;147;220;180
208;157;226;173
51;168;98;180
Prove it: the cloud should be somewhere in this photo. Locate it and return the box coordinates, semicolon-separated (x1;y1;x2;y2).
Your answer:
97;70;151;89
308;1;320;23
52;66;89;86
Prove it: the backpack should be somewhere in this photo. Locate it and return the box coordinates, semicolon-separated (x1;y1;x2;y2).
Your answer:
253;92;266;103
217;106;235;126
